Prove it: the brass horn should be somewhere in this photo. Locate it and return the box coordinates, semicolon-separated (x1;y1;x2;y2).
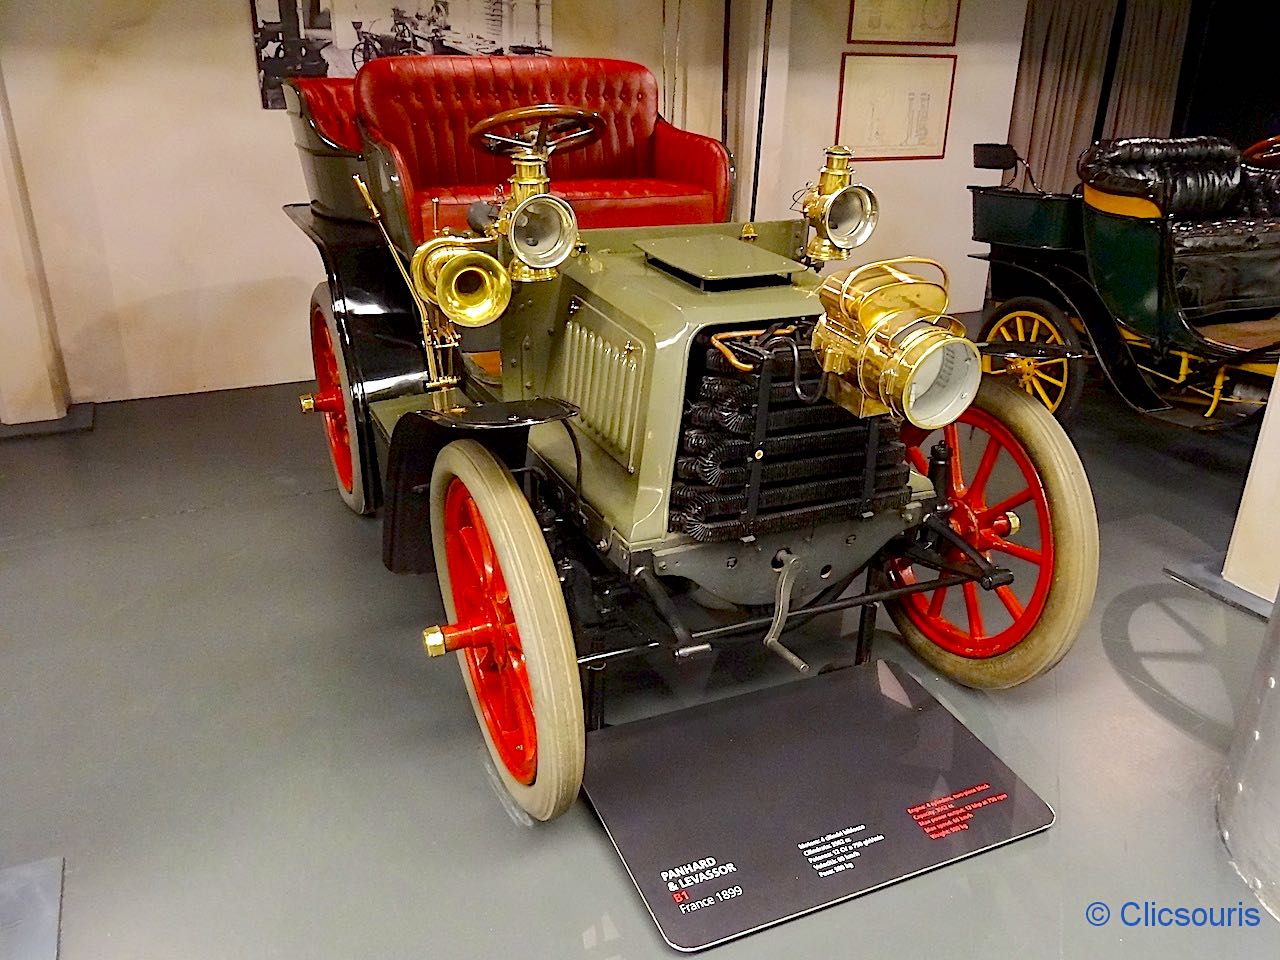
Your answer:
409;236;512;327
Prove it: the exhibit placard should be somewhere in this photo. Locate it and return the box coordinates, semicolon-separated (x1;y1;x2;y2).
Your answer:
583;660;1053;951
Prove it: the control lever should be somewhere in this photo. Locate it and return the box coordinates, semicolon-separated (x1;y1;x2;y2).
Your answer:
762;551;811;673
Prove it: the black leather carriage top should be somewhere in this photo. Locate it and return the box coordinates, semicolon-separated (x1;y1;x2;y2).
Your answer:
1078;136;1243;218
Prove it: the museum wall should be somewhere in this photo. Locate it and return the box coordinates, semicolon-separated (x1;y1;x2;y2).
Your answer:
744;0;1027;312
0;0;723;410
0;62;67;426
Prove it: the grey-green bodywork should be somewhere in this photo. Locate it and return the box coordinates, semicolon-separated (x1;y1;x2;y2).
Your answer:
502;220;820;551
372;217;919;605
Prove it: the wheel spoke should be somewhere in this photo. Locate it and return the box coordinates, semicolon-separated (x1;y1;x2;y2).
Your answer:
998;326;1013;341
991;537;1043;565
509;660;538;750
967;435;1002;504
996;585;1024;620
465;499;498;585
1029;315;1040;341
1029;376;1056;409
979;487;1034;523
1035;371;1066;388
1015;314;1025;340
943;424;965;497
963;581;985;638
907;445;929;474
927;587;947;617
459;527;490;589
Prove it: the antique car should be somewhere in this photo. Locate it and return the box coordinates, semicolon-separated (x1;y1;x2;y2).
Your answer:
968;137;1280;425
284;56;1098;821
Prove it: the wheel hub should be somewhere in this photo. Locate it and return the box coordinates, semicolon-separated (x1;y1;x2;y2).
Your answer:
891;406;1055;658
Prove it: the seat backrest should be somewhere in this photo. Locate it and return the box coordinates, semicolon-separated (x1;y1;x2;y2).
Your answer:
1239;164;1280;217
1078;136;1242;219
289;77;361;154
355;56;659;188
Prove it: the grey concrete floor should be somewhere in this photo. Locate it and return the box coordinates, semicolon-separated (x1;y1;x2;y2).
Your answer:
1;380;1277;959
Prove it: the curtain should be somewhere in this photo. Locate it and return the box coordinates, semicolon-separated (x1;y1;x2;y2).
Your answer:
1101;0;1192;139
1007;0;1118;193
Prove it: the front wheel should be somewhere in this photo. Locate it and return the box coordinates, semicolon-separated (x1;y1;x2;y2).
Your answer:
430;440;584;821
980;297;1086;422
885;379;1098;688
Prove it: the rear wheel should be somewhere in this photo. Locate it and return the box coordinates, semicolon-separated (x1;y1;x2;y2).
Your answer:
886;379;1097;688
430;440;584;821
980;297;1086;422
308;289;373;514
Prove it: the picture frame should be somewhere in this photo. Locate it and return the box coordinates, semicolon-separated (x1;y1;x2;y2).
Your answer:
847;0;962;46
834;52;957;161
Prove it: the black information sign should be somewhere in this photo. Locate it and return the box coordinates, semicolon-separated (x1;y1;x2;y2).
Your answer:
583;660;1054;952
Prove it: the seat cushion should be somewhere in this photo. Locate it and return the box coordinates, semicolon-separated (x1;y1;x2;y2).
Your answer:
1172;217;1280;317
1172;217;1280;254
1239;163;1280;217
414;179;717;236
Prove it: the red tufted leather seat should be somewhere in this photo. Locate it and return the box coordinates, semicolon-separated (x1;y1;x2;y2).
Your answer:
354;56;731;241
289;77;362;154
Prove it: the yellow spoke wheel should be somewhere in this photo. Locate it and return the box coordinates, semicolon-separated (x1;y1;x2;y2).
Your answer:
980;297;1086;422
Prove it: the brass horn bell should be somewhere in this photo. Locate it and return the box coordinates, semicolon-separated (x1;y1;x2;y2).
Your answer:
409;236;512;327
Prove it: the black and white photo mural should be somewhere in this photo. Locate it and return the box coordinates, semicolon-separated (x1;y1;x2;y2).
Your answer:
250;1;553;108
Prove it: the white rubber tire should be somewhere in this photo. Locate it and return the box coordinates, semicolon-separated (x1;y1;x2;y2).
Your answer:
888;379;1099;688
430;440;584;821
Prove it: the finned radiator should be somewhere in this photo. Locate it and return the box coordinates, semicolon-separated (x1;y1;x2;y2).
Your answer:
558;316;644;473
669;331;910;542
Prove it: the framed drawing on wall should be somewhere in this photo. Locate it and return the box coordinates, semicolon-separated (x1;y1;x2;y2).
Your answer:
847;0;962;46
835;53;956;160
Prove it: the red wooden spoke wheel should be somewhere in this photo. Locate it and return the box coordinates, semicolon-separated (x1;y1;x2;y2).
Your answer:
309;304;354;493
441;478;539;784
429;440;584;821
306;286;372;514
886;379;1098;688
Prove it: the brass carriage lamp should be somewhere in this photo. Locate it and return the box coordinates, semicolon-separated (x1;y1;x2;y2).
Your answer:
497;150;580;282
812;258;981;429
802;146;879;261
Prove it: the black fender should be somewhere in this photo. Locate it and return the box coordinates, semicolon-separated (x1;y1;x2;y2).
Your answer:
288;203;430;505
975;248;1170;414
381;398;578;574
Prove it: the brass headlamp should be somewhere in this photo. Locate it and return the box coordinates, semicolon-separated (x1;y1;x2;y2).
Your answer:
496;151;580;282
812;258;981;429
802;146;879;261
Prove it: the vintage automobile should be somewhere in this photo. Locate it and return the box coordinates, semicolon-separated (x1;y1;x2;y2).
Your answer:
969;137;1280;425
284;56;1098;821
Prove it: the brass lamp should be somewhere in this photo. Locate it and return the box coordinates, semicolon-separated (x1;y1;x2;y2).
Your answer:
497;151;580;282
812;258;982;429
802;146;879;261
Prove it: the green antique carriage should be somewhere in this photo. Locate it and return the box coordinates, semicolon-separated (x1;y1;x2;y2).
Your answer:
969;138;1279;425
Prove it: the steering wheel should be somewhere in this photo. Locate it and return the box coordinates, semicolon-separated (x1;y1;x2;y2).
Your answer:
468;104;605;158
1244;134;1280;169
